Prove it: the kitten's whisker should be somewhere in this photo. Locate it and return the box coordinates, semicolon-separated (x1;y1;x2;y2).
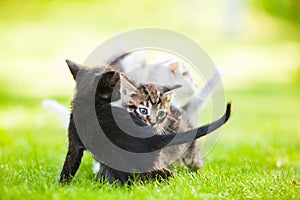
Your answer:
159;127;168;135
167;115;178;123
156;126;167;135
162;129;168;135
164;126;176;134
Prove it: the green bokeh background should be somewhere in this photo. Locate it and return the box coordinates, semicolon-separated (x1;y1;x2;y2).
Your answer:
0;0;299;199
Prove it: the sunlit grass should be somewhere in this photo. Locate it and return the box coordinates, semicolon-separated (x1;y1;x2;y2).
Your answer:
1;78;299;199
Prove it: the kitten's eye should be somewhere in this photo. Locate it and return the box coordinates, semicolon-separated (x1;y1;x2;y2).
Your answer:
157;110;165;118
139;107;148;115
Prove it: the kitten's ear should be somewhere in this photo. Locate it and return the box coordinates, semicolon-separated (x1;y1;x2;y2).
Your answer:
119;73;137;98
101;70;120;88
102;70;116;79
168;62;179;74
162;84;182;102
163;84;182;94
65;60;85;80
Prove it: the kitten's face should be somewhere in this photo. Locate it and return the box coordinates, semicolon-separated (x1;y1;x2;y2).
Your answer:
119;74;181;133
128;84;171;127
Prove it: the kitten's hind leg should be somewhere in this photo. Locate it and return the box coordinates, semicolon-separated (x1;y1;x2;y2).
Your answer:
59;115;85;183
182;141;204;170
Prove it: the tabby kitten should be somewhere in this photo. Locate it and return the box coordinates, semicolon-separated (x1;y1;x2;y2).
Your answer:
113;74;203;169
113;74;181;134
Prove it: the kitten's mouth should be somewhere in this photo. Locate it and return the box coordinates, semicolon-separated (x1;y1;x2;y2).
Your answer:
150;122;156;127
147;122;156;127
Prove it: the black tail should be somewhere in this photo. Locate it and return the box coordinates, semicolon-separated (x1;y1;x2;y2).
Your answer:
156;103;231;147
95;103;231;153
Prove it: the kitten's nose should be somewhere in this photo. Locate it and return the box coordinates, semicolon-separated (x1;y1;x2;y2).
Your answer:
150;122;156;126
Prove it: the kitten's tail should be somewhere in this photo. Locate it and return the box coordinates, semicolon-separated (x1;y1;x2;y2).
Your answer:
157;103;231;147
42;99;70;129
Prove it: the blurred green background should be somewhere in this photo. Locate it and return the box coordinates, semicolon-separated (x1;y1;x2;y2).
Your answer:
1;0;300;96
0;0;299;199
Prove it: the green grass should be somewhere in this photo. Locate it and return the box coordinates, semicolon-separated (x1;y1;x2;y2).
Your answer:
1;78;299;199
1;0;300;199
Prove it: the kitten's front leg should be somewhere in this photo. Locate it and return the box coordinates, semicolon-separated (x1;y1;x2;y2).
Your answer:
59;114;85;183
